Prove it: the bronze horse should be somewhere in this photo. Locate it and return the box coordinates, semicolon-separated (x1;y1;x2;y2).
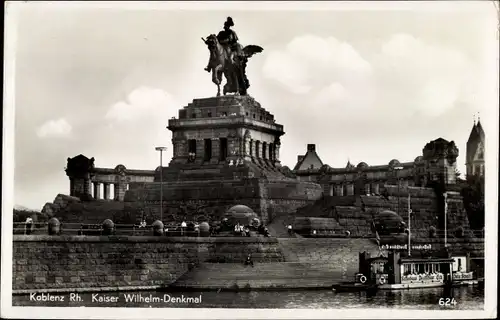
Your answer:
203;34;263;96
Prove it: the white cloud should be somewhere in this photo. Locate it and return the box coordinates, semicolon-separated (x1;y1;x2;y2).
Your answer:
313;82;348;107
262;33;474;118
373;33;470;117
262;35;372;94
36;118;72;138
105;86;175;122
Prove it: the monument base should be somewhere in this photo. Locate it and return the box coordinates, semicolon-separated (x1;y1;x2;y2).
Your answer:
124;162;323;224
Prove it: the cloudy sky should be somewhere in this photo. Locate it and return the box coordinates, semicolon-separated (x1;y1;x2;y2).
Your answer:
6;1;498;210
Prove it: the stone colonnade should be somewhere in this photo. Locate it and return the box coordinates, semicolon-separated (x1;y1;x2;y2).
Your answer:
247;139;279;161
69;178;131;201
328;182;386;196
91;181;130;201
174;137;281;163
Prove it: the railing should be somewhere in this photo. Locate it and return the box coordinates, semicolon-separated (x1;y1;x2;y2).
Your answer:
13;221;485;240
13;222;260;237
390;228;484;239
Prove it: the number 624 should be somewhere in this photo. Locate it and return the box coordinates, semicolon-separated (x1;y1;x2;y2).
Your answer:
438;298;457;306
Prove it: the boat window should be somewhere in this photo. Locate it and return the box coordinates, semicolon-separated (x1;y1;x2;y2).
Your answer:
378;263;384;273
404;264;410;275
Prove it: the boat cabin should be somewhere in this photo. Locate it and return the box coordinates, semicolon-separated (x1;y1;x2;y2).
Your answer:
358;251;455;288
399;257;454;285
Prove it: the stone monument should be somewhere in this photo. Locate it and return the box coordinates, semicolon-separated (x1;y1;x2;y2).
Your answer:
124;94;323;224
123;20;322;223
203;17;263;96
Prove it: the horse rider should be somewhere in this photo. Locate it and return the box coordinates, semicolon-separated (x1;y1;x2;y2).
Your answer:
205;17;242;72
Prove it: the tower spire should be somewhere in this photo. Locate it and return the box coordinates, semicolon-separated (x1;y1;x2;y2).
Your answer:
473;113;476;126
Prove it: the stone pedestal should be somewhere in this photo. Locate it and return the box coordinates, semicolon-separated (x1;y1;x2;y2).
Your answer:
125;95;315;224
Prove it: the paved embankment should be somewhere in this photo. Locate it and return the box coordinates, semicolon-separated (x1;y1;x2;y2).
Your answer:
171;238;382;290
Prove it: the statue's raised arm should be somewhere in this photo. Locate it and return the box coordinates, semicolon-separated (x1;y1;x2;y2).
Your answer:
203;17;263;97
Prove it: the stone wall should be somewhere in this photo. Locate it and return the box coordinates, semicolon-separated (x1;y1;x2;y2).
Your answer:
362;186;472;238
334;206;373;237
263;180;323;222
278;238;381;278
123;177;322;224
12;235;284;293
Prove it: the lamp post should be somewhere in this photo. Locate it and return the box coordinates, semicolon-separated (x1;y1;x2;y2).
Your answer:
155;147;167;222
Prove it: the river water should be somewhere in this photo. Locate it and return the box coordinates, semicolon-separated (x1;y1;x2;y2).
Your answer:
13;286;483;310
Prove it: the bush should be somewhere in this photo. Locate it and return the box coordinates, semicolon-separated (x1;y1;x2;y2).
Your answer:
13;209;42;223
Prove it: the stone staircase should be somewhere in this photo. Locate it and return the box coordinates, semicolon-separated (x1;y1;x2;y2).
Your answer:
170;238;383;290
170;262;343;290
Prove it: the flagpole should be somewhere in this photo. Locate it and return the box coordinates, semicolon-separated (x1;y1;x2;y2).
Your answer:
408;193;411;257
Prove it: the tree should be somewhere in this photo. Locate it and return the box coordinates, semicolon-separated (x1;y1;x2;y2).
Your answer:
460;174;485;230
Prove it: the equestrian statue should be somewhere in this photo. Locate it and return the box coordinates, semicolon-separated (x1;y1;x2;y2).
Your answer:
202;17;263;96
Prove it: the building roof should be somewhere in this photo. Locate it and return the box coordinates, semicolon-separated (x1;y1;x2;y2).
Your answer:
293;145;324;171
466;120;485;164
400;258;454;264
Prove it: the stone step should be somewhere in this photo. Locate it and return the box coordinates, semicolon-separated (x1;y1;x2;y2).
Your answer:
172;262;350;289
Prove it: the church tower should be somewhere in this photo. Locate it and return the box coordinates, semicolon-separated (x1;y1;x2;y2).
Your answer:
465;117;485;178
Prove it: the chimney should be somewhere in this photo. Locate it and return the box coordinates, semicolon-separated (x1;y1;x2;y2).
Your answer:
297;155;304;162
307;144;316;152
